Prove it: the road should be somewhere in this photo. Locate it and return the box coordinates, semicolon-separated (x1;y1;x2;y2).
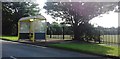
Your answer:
1;40;103;58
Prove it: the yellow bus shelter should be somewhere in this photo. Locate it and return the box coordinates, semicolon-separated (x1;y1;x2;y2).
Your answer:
18;15;47;42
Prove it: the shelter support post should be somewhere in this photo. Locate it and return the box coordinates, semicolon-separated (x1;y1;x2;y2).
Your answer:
30;22;35;43
18;22;20;40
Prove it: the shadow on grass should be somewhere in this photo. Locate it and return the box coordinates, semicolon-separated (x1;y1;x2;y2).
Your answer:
49;43;118;57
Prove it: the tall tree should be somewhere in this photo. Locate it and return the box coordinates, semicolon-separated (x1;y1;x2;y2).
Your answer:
44;2;118;41
2;2;40;35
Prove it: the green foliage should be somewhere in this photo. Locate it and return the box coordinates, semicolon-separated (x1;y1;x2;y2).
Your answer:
2;2;40;35
50;22;62;35
47;22;73;35
47;22;62;35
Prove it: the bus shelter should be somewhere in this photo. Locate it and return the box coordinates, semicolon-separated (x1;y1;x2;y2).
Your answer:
18;15;47;42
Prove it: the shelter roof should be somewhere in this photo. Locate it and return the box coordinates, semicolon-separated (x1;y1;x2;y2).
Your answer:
19;15;46;22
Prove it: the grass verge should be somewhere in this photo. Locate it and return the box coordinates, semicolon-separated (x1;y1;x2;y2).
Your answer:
48;43;120;57
0;36;18;41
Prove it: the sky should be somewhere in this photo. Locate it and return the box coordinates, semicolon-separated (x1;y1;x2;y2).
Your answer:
36;0;118;28
90;11;118;28
36;0;55;23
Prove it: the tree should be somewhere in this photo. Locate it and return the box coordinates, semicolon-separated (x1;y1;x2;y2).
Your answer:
44;2;118;41
49;22;62;35
2;2;40;35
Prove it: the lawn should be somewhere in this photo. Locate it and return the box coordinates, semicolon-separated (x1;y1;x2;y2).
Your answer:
0;36;18;41
49;43;120;57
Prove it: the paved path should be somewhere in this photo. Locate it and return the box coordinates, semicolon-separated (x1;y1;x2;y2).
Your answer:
1;40;103;58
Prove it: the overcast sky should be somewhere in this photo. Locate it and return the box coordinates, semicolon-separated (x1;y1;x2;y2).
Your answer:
36;0;118;28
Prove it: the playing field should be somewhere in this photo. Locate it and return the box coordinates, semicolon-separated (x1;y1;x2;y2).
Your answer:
101;35;119;44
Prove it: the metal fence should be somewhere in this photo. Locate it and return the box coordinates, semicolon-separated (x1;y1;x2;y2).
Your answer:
46;25;73;40
99;28;119;45
46;25;119;45
46;35;73;40
100;35;118;44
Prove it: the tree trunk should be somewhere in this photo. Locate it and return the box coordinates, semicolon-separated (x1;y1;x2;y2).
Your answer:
73;25;84;42
73;24;83;41
50;27;52;38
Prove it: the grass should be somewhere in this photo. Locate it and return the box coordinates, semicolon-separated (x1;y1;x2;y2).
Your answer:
49;43;120;57
0;36;18;41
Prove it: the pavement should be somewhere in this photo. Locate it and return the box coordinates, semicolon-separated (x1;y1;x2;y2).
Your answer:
1;40;107;58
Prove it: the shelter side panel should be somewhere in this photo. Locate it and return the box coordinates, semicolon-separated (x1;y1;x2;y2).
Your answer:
35;33;45;40
19;33;30;39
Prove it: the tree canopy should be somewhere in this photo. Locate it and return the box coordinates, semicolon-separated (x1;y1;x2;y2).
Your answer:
2;2;40;35
44;2;118;41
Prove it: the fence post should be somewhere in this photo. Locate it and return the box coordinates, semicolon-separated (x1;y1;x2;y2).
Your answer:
50;27;52;38
98;26;101;43
62;26;64;40
99;29;101;43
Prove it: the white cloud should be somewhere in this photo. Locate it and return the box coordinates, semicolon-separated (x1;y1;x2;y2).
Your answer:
90;11;118;28
36;0;46;9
